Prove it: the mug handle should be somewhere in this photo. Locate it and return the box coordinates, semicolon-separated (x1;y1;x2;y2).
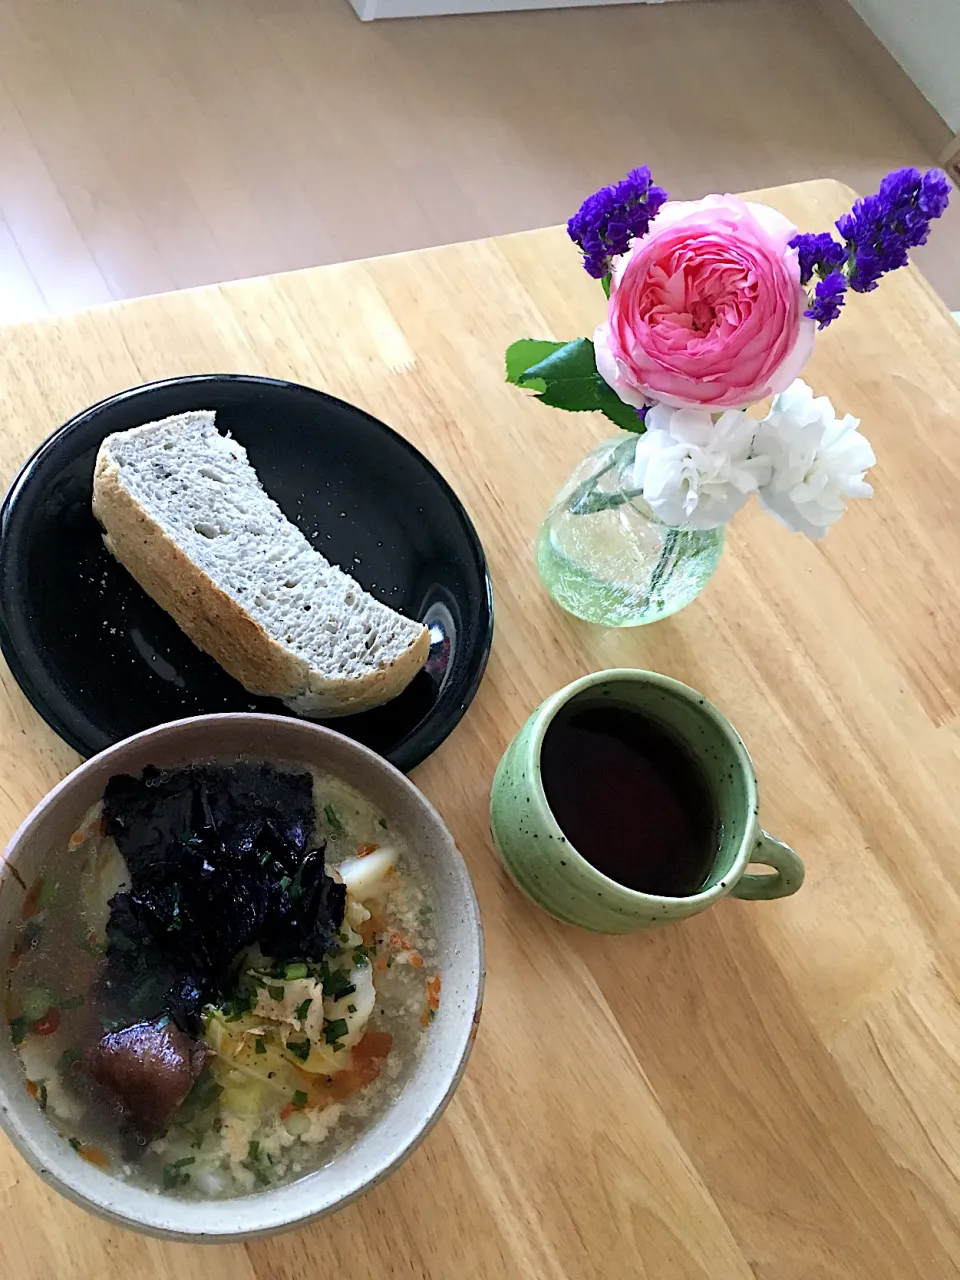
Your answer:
729;831;805;902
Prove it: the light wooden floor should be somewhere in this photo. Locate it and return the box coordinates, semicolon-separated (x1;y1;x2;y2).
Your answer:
0;0;958;326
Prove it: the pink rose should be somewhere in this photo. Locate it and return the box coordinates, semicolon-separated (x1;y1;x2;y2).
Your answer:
594;195;815;410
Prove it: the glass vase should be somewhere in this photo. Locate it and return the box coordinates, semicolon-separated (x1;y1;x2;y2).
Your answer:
536;436;725;627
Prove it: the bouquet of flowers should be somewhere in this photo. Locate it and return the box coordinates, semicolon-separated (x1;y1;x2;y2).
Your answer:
506;166;950;539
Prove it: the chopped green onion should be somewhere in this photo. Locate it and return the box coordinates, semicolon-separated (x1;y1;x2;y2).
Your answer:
295;998;312;1022
162;1156;195;1189
278;876;292;892
254;1037;266;1055
21;986;51;1023
322;968;356;1001
246;1139;270;1186
177;1068;223;1122
324;804;344;835
347;1004;357;1014
267;985;285;1002
68;1137;82;1152
37;1083;48;1110
291;1090;308;1109
9;1015;27;1045
287;1038;311;1062
324;1018;349;1045
284;962;308;981
36;878;58;911
219;979;257;1021
378;818;388;830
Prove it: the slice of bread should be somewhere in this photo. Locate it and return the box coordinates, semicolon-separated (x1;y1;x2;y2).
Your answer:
92;410;430;717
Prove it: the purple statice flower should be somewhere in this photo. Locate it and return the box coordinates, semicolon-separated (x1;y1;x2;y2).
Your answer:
567;166;669;279
805;270;847;329
836;167;951;293
788;167;950;327
790;231;845;285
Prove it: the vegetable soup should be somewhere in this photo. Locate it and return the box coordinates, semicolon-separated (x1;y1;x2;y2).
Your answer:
4;761;439;1197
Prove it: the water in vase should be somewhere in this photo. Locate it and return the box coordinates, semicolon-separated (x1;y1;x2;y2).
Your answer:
536;438;725;627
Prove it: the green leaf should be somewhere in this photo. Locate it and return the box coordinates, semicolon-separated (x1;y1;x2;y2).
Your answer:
505;339;565;387
515;337;593;389
592;384;647;433
516;338;645;433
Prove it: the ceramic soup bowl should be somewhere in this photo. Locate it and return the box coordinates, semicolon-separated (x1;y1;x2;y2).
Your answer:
0;713;483;1240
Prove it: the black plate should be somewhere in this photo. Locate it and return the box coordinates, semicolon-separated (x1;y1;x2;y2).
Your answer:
0;376;493;772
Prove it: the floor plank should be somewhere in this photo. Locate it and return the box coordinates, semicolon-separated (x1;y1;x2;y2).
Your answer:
0;0;956;316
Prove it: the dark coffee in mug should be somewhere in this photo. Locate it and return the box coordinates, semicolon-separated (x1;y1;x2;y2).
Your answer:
540;702;721;897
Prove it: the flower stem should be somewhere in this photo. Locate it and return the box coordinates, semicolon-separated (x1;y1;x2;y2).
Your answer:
644;527;681;607
567;436;637;515
570;486;644;516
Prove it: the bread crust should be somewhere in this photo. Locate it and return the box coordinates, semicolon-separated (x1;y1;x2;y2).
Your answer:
92;439;430;717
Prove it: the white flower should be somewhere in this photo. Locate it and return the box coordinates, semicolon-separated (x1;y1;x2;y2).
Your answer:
631;403;771;530
753;379;875;539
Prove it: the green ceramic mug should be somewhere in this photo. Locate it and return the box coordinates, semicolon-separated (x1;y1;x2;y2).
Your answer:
489;669;804;933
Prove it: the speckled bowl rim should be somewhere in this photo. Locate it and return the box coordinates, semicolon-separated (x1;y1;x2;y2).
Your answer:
0;713;484;1241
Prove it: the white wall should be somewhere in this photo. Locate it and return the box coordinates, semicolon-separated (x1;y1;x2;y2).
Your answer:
849;0;960;132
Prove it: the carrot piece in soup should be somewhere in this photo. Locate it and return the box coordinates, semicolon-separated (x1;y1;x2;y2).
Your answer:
32;1008;61;1036
20;879;43;920
421;975;442;1027
78;1144;111;1169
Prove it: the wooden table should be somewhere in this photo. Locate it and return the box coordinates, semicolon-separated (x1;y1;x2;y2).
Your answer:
2;179;960;1279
